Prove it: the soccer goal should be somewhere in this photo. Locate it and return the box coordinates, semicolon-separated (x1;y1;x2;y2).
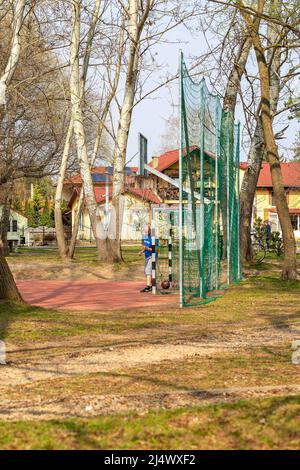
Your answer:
151;207;180;295
179;52;241;307
149;53;241;307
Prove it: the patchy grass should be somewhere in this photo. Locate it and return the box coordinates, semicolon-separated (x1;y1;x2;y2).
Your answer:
6;344;299;404
1;258;300;449
0;395;299;449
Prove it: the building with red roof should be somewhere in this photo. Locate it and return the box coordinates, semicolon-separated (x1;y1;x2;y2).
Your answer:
64;152;300;242
65;165;161;242
240;162;300;238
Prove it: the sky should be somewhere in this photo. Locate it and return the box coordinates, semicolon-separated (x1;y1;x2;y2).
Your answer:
125;23;202;166
123;17;299;168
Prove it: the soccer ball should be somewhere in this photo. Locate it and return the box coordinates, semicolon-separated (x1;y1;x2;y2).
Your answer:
161;280;170;290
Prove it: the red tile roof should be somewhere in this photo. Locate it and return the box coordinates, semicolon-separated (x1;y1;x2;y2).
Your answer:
94;187;112;203
94;187;161;204
240;162;300;187
154;152;300;188
128;187;161;204
150;146;217;173
152;149;180;172
65;166;138;185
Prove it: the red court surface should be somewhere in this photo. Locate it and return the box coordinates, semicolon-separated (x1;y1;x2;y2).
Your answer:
17;280;179;311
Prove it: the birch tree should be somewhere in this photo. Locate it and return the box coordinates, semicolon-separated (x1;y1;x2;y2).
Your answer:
55;0;102;260
55;0;125;261
67;16;125;259
110;0;198;262
0;0;28;301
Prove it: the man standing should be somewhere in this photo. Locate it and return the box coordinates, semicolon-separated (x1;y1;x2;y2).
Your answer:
265;220;271;250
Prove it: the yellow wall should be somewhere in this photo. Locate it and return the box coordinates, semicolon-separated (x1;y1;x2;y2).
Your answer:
255;188;300;220
256;188;271;221
289;190;300;208
240;168;300;214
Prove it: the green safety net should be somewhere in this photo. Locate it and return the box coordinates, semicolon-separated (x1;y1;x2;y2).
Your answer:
179;53;241;307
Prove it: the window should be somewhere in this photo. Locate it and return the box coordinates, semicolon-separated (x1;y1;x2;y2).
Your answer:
12;220;18;232
79;212;84;230
270;190;289;207
7;220;11;232
270;191;276;206
290;215;299;231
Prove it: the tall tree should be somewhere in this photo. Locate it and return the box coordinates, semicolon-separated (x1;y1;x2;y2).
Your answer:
0;0;27;301
292;132;300;161
240;0;297;279
240;0;281;263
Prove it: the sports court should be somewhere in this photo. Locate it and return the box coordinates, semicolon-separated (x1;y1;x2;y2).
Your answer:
17;280;179;311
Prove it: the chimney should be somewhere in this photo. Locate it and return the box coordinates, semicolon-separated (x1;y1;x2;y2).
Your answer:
152;156;159;168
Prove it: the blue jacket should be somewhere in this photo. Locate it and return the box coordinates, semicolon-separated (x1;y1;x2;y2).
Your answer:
143;235;152;259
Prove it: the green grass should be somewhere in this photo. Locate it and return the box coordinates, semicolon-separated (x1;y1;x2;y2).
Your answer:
0;395;299;449
1;258;300;449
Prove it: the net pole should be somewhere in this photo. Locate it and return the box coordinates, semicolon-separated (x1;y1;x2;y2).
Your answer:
168;211;173;283
236;122;241;280
215;102;220;290
200;80;205;298
179;50;184;308
226;113;231;286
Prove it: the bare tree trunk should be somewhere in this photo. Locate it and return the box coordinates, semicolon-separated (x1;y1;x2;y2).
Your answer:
241;0;297;279
0;0;27;301
67;18;124;260
0;255;22;301
0;0;27;111
240;0;281;264
68;187;83;259
69;0;103;260
110;0;142;262
0;187;12;256
56;0;101;261
55;120;73;260
240;122;264;262
222;35;252;259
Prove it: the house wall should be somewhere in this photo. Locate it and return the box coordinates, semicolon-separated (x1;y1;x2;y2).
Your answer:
0;206;29;247
71;194;151;242
254;188;300;240
289;189;300;208
256;188;271;220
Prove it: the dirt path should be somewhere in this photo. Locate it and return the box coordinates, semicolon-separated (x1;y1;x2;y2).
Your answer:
3;319;300;390
2;342;225;388
1;320;300;421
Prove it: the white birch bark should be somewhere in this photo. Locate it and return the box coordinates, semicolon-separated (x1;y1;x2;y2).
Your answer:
0;0;27;108
110;0;153;261
70;0;100;250
55;0;101;260
0;0;27;301
54;119;73;258
68;15;125;259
